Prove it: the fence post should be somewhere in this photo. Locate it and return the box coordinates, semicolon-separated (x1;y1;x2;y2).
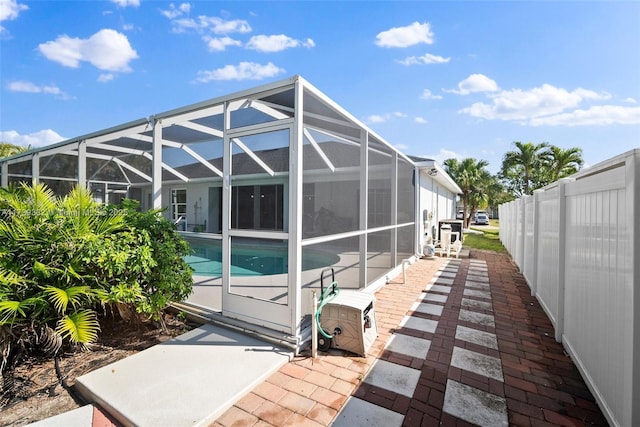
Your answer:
555;178;569;343
530;190;542;297
518;196;526;270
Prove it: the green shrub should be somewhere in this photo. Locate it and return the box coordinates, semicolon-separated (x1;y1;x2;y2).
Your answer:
0;183;192;372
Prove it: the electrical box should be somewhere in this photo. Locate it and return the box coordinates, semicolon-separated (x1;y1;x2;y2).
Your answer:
318;290;378;356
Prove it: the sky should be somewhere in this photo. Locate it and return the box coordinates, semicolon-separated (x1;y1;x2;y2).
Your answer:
1;0;639;173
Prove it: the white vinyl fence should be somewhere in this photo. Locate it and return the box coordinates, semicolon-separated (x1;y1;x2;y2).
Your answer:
499;149;639;427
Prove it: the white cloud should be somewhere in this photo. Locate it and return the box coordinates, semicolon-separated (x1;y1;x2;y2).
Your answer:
424;148;462;166
0;129;66;148
195;62;285;82
414;117;428;124
528;105;640;126
461;84;611;121
198;16;251;34
365;112;407;123
166;11;251;35
203;36;242;52
38;29;138;72
98;73;115;83
111;0;140;7
448;74;499;95
421;89;442;100
375;21;434;48
0;0;27;20
7;80;71;99
0;0;27;35
623;97;637;104
398;53;450;65
160;2;191;20
246;34;315;52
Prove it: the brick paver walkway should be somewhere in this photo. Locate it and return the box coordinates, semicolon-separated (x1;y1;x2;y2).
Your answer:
212;251;608;427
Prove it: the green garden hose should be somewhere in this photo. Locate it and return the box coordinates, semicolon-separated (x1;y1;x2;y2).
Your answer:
316;281;339;339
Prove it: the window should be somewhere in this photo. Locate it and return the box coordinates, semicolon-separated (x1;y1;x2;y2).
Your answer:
231;184;283;230
171;189;187;225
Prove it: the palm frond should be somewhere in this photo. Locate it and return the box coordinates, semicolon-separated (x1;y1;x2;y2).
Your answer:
0;297;41;324
55;310;100;344
42;285;93;314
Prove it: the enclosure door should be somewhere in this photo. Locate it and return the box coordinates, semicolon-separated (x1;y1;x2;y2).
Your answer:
221;124;294;334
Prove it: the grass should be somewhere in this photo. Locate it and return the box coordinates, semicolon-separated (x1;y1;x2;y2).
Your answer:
464;221;506;253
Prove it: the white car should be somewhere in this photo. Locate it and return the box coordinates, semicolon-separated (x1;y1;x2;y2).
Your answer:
475;213;489;225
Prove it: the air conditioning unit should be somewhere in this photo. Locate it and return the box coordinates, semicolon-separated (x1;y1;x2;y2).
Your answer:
318;290;378;356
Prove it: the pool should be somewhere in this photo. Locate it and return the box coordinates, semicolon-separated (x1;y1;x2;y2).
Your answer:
182;235;339;277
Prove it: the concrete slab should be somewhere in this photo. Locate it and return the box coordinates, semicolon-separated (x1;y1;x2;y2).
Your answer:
465;280;490;290
443;379;508;427
455;325;498;350
463;288;492;300
458;309;495;328
333;397;403;427
399;315;439;334
467;274;489;282
411;302;444;316
75;323;292;427
433;271;457;278
28;404;94;427
426;284;452;294
420;292;448;303
385;333;431;359
461;298;493;312
451;347;503;382
363;360;421;397
432;277;454;285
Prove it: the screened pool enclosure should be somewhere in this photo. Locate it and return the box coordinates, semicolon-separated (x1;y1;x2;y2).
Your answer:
1;76;425;350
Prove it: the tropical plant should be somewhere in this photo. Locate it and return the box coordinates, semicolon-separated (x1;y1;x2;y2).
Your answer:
443;158;490;228
0;143;28;159
0;184;124;375
546;146;583;181
0;183;193;376
105;198;194;323
500;141;550;196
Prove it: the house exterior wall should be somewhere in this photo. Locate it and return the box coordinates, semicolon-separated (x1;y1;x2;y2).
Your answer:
418;169;458;250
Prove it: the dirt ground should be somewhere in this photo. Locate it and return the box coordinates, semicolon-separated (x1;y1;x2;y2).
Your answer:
0;313;196;427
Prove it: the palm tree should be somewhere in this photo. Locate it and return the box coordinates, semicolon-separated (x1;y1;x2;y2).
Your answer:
546;146;583;181
444;158;490;228
0;143;29;159
501;141;550;196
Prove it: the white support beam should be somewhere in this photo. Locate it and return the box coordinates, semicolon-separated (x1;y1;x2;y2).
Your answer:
231;137;275;176
161;140;223;177
115;162;132;185
77;140;86;188
85;122;152;146
248;100;289;120
90;143;149;156
176;120;224;138
159;104;224;128
32;153;39;185
303;124;360;147
1;162;8;187
142;152;189;182
152;120;163;209
303;128;335;172
114;157;152;182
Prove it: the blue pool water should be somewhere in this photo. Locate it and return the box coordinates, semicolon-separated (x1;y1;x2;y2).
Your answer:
182;235;339;277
